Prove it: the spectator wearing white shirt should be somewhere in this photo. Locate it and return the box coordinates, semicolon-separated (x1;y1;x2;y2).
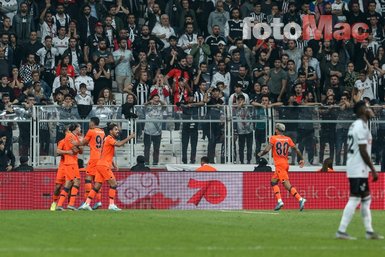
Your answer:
113;38;134;92
211;60;231;102
36;36;59;87
228;84;250;107
178;23;197;54
75;83;93;106
52;65;75;93
74;64;94;95
355;69;375;101
151;14;176;48
53;27;70;56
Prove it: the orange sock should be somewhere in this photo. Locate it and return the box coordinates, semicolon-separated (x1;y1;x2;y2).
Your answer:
86;189;97;205
272;185;282;201
96;188;102;202
84;180;92;200
109;187;116;205
52;195;59;202
57;187;70;207
68;186;79;206
290;186;302;201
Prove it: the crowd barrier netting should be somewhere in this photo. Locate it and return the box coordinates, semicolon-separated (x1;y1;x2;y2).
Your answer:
1;171;384;210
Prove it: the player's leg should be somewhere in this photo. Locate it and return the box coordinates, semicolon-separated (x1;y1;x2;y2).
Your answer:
84;174;93;200
67;177;80;210
282;179;306;211
336;178;361;239
50;183;62;211
79;166;104;210
106;178;121;211
271;177;284;211
359;179;384;239
56;179;73;211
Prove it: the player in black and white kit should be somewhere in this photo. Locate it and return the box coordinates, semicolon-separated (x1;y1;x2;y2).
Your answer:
336;101;383;240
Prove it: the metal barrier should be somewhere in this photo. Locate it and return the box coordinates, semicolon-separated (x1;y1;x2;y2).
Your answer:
1;104;384;168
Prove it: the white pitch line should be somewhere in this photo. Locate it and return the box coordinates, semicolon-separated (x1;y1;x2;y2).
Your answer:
217;210;279;215
0;245;382;252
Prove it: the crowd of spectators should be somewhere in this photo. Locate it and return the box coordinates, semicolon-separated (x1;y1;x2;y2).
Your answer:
1;0;385;167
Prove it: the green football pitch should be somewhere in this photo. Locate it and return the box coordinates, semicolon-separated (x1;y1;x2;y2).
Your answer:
1;210;384;257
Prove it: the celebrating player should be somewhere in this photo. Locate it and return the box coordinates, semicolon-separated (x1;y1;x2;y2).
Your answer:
336;101;383;240
78;123;135;211
50;127;71;211
74;117;105;210
257;123;306;211
56;123;83;211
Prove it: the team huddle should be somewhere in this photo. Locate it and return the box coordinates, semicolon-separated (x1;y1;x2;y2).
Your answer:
50;117;135;211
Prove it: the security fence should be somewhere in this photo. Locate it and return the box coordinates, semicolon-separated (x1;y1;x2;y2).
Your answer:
1;104;384;168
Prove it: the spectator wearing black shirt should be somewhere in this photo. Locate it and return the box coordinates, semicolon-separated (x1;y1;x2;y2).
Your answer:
204;87;224;163
0;133;15;171
130;155;151;171
14;156;34;172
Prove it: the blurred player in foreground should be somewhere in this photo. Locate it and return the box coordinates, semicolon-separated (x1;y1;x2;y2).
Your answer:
257;123;306;211
78;123;135;211
336;101;383;240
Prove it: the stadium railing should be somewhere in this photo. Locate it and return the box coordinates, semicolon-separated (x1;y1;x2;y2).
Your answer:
0;105;384;168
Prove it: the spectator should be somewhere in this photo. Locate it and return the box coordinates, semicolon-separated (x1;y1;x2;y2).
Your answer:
233;94;253;164
98;87;116;105
92;57;112;103
152;14;176;49
204;87;224;163
190;34;211;66
53;26;70;56
319;95;337;164
74;64;94;95
36;36;59;87
113;38;133;92
55;56;75;78
0;133;15;171
196;156;217;171
12;2;35;46
143;94;165;165
317;158;335;173
130;155;151;171
180;93;200;164
14;156;34;172
19;54;40;85
253;157;272;172
75;83;93;119
335;94;353;165
121;93;137;120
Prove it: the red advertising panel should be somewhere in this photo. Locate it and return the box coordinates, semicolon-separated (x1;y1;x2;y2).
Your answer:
243;172;385;210
0;171;384;210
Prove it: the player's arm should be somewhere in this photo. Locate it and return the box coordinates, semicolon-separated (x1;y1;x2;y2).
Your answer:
291;145;305;168
359;144;378;182
112;160;119;171
57;148;73;155
115;133;136;147
257;143;272;158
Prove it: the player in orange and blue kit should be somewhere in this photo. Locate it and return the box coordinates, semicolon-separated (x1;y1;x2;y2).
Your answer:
74;117;105;209
78;123;135;211
56;123;83;211
257;123;306;211
50;127;72;211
